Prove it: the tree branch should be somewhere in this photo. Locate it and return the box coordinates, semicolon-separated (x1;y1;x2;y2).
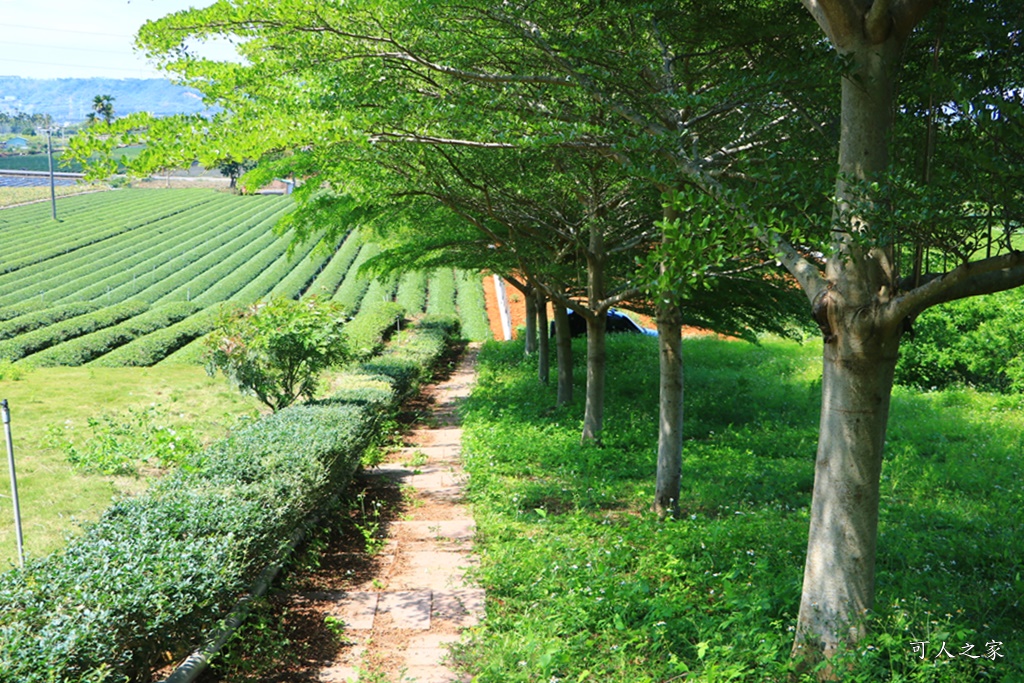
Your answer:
891;251;1024;320
801;0;862;49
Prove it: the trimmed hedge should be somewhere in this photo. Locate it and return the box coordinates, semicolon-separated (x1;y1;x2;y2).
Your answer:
22;302;202;367
0;302;103;341
0;299;150;362
455;270;492;341
426;268;458;317
88;309;219;367
345;300;405;360
0;317;458;683
395;270;428;314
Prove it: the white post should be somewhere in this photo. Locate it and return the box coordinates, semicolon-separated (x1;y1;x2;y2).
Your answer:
2;400;25;568
493;275;512;341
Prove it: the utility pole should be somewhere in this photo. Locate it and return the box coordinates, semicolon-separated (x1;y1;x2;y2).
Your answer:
45;127;56;220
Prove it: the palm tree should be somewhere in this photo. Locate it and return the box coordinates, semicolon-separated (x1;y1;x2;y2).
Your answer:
86;95;115;125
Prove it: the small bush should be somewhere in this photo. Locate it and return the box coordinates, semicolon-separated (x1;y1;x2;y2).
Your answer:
205;297;349;411
0;299;150;361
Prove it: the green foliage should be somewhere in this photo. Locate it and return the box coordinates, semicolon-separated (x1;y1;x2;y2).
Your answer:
0;302;102;340
205;297;349;411
91;309;218;367
457;334;1023;682
897;290;1024;393
426;268;458;317
23;302;200;367
344;300;405;360
0;299;150;361
0;318;457;683
46;405;202;476
455;270;491;341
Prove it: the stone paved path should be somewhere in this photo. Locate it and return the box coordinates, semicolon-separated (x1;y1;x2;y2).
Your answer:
314;345;480;683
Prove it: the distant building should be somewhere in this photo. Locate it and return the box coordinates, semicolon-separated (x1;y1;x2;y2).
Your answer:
2;136;29;149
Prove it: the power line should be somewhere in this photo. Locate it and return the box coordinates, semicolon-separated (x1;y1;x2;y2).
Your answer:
2;23;134;39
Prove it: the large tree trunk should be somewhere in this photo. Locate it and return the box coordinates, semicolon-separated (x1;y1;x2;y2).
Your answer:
553;303;573;405
536;289;550;385
792;326;900;672
523;286;538;355
581;311;607;444
793;24;905;674
653;302;683;519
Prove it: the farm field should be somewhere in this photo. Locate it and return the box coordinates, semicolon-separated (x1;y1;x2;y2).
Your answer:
0;188;492;567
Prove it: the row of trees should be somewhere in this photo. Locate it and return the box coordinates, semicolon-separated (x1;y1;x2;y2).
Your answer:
69;0;1023;676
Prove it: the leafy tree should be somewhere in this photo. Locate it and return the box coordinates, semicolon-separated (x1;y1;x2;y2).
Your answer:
86;94;115;126
204;297;348;411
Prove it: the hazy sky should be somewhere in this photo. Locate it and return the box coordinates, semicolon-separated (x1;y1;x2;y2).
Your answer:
0;0;234;79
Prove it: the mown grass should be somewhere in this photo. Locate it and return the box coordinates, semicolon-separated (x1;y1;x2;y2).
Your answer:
456;334;1023;682
0;364;261;567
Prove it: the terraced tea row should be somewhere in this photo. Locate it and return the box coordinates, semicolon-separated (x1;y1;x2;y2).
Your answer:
0;189;492;367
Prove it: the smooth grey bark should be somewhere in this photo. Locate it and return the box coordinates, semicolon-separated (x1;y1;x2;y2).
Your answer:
553;303;573;405
581;311;607;444
653;302;683;519
523;286;538;355
793;327;900;669
536;289;550;384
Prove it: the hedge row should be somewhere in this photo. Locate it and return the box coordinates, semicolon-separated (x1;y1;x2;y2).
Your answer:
0;299;150;362
426;268;458;317
0;194;252;302
302;229;362;300
0;302;103;341
89;309;218;367
0;191;217;274
0;317;458;683
22;302;202;367
455;271;492;341
332;242;380;312
396;270;428;314
344;279;404;359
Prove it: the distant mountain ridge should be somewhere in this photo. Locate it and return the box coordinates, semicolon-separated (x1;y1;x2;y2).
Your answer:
0;76;210;122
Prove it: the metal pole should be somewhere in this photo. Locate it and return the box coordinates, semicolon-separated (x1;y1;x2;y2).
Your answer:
46;128;57;220
2;400;25;568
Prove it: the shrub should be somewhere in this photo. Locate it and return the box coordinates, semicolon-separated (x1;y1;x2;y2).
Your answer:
0;299;150;361
455;270;492;341
89;309;218;367
0;302;103;340
205;297;349;411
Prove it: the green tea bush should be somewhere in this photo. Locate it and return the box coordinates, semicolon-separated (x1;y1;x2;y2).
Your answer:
0;301;102;340
23;302;201;367
426;268;457;317
0;318;457;683
205;297;348;411
0;299;150;361
89;309;218;367
455;270;492;341
896;290;1024;393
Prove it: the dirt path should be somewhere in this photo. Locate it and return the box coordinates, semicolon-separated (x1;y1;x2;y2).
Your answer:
308;344;481;683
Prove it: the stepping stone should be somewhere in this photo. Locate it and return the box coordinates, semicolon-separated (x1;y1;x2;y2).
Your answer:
389;552;477;591
392;520;475;546
408;428;463;448
432;589;485;627
376;590;432;630
364;464;416;481
401;665;471;683
411;467;468;491
322;591;378;630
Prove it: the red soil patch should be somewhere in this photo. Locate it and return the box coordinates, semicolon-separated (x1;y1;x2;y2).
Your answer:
480;275;528;341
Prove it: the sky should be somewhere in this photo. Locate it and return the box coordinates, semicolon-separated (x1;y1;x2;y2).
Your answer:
0;0;235;79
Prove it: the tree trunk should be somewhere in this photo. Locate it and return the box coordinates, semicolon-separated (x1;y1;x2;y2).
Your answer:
536;289;550;385
654;302;683;519
524;287;538;355
553;303;573;405
581;311;607;444
793;328;900;673
793;28;905;674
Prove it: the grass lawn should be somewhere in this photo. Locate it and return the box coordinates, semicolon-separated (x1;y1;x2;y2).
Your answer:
457;334;1023;682
0;364;261;567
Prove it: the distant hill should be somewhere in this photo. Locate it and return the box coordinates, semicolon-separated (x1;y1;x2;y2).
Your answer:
0;76;211;122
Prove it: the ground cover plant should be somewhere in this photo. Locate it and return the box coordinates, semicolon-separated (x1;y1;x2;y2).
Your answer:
457;334;1023;682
